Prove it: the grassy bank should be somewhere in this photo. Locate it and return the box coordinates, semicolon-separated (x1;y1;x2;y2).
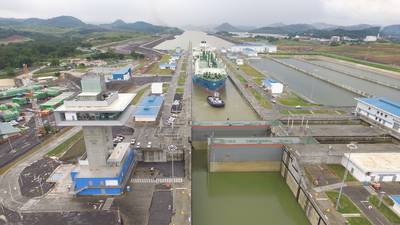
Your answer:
326;191;359;214
278;93;318;107
250;88;271;109
132;86;149;105
327;164;357;182
46;130;83;157
369;195;400;224
240;64;265;85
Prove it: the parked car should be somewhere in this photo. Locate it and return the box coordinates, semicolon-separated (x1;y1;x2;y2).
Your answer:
147;141;152;148
130;138;136;145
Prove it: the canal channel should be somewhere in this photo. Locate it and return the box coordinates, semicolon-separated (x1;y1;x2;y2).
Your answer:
184;31;310;225
249;58;358;106
280;58;400;102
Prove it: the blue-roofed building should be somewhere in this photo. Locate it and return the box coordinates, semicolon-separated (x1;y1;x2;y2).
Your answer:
134;95;164;122
263;79;283;95
389;195;400;215
112;66;132;80
356;97;400;133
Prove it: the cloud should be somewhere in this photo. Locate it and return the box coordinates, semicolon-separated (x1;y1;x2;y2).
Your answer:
0;0;398;26
321;0;400;25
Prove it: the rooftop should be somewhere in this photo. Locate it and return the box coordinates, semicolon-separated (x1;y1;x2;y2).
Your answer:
55;93;135;112
390;195;400;205
345;152;400;173
112;66;131;75
138;95;164;108
0;122;20;136
357;97;400;117
107;143;130;164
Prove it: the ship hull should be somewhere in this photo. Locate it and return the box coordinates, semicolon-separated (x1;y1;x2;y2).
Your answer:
192;74;226;92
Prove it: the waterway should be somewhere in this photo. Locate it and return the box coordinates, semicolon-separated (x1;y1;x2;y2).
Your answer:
311;59;400;86
156;30;309;225
281;58;400;102
192;149;310;225
154;30;233;50
192;79;259;121
249;58;357;106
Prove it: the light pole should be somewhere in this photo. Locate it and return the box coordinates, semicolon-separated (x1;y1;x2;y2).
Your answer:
168;144;177;212
336;142;358;210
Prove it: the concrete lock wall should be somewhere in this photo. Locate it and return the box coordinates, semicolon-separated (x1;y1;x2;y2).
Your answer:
281;149;328;225
208;144;284;172
191;125;270;141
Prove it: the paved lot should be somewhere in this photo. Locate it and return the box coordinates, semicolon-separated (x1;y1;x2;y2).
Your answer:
148;190;172;225
19;157;60;198
343;186;392;225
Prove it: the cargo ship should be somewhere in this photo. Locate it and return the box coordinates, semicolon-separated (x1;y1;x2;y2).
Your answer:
192;41;227;92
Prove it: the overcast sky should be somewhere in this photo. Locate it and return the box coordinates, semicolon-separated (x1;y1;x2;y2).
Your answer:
0;0;398;27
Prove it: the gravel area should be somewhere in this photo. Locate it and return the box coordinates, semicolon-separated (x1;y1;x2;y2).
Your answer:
0;205;120;225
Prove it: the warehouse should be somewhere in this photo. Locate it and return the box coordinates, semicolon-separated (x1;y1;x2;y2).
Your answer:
341;152;400;182
229;43;277;53
355;97;400;133
40;92;75;110
263;79;283;95
133;95;164;122
112;66;132;80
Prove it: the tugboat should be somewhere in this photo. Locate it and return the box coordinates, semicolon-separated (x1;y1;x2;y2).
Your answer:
207;92;225;108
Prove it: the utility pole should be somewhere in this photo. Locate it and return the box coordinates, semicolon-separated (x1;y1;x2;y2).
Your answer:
336;142;358;210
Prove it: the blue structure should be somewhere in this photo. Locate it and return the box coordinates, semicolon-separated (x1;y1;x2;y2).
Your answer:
356;97;400;133
71;147;135;195
192;75;227;92
112;66;132;80
133;95;164;122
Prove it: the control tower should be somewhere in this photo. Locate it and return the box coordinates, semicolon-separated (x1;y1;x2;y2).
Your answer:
55;73;136;195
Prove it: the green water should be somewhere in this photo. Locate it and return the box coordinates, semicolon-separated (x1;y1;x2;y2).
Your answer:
192;150;310;225
192;79;259;121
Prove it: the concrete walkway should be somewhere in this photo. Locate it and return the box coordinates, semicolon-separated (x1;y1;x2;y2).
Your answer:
0;126;84;212
313;182;347;193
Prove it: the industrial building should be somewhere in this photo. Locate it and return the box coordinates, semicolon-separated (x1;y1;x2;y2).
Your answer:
133;95;164;122
54;73;136;195
355;97;400;133
159;62;177;71
229;43;277;54
40;92;75;110
341;152;400;182
112;66;132;80
263;79;283;95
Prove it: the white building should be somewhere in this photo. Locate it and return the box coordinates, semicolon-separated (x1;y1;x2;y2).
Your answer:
151;82;163;95
330;36;341;42
341;152;400;182
230;43;277;54
364;36;378;42
236;58;244;66
356;98;400;133
263;79;283;95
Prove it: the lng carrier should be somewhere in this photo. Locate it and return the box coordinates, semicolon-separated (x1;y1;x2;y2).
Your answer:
192;41;227;92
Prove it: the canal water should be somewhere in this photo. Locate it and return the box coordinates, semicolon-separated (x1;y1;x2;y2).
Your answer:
192;149;311;225
156;31;310;225
311;60;400;87
280;58;400;102
154;30;233;50
249;58;357;106
192;79;259;121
